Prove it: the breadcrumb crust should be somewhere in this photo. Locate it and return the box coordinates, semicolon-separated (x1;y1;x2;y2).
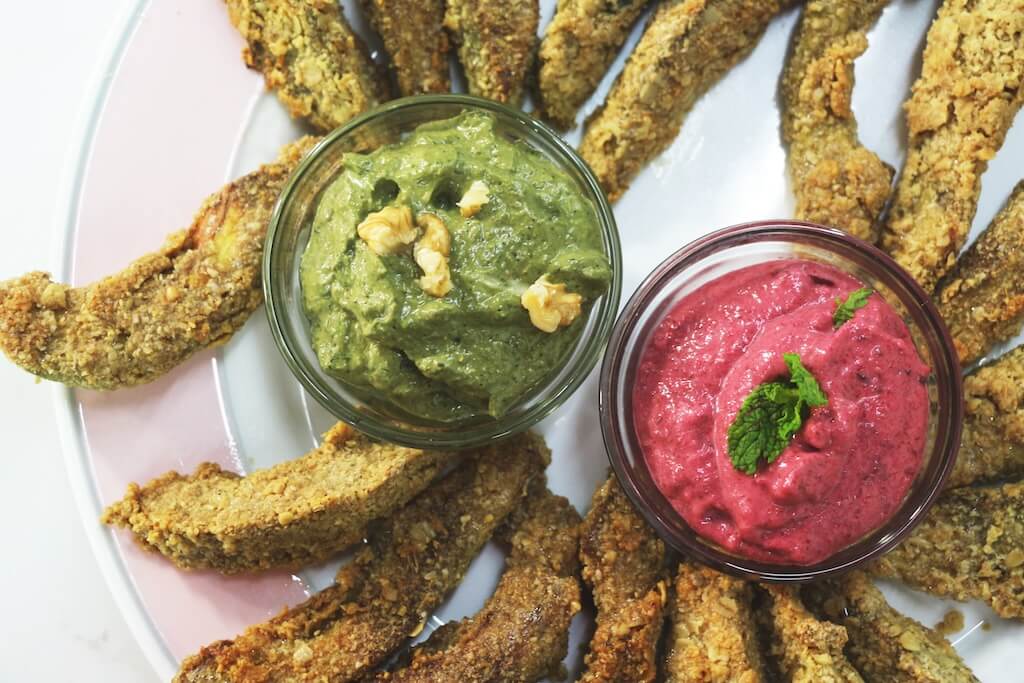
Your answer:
937;182;1024;366
578;476;667;683
803;572;978;682
579;0;794;202
947;344;1024;488
0;137;316;390
870;482;1024;621
102;424;447;573
780;0;893;242
880;0;1024;291
359;0;450;96
537;0;650;129
174;432;548;683
444;0;539;105
666;564;766;683
375;484;582;682
226;0;388;133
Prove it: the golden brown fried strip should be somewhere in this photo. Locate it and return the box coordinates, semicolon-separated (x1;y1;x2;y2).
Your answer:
937;181;1024;365
758;585;863;683
579;0;794;202
880;0;1024;291
537;0;651;129
174;432;548;683
869;482;1024;620
666;564;766;683
444;0;539;105
359;0;450;96
780;0;893;242
578;476;667;683
802;572;979;683
102;424;447;574
947;344;1024;488
376;485;582;682
226;0;388;133
0;137;316;390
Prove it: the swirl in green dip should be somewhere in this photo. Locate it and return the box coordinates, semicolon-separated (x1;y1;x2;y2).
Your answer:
300;111;611;421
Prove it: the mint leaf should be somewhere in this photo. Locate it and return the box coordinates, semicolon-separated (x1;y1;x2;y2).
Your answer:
727;353;828;474
727;383;799;474
833;287;872;328
784;353;828;407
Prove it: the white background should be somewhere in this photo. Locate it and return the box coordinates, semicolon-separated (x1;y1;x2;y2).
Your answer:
0;1;154;680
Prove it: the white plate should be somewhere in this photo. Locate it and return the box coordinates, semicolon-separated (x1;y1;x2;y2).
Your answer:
53;0;1023;680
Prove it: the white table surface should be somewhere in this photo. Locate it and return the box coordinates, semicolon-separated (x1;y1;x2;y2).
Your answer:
0;1;156;680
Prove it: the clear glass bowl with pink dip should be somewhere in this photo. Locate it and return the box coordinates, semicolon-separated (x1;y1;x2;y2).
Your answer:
599;221;963;582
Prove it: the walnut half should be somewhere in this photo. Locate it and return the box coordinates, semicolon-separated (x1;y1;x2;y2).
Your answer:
457;180;490;218
357;206;418;256
521;276;582;333
414;213;452;297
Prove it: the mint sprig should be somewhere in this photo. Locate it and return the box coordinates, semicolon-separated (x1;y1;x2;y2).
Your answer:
726;353;828;475
833;287;872;328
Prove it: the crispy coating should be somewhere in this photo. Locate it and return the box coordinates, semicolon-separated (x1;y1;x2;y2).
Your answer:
579;0;794;202
375;484;582;682
780;0;894;242
443;0;539;105
0;138;316;390
937;181;1024;365
947;344;1024;488
578;476;667;683
869;482;1024;620
666;564;766;683
226;0;388;133
537;0;651;129
879;0;1024;291
174;432;548;683
802;572;978;683
758;585;863;683
101;424;447;573
359;0;450;95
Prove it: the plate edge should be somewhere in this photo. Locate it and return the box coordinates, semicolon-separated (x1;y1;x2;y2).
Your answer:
50;1;178;680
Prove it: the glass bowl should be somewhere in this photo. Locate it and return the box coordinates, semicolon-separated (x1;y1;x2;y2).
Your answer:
264;95;622;449
599;221;962;581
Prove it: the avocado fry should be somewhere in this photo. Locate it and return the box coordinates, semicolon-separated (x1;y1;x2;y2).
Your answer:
102;424;448;573
0;137;316;390
359;0;450;96
174;432;547;683
537;0;651;129
579;0;796;202
443;0;540;105
374;483;582;682
780;0;894;242
868;482;1024;620
578;476;667;683
802;572;979;683
225;0;389;133
879;0;1024;291
758;585;863;683
666;563;767;683
937;182;1024;366
947;344;1024;489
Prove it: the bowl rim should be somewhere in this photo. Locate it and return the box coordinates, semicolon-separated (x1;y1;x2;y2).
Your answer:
263;94;623;449
599;219;963;582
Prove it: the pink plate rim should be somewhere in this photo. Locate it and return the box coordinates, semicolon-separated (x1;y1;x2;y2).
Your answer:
51;0;314;678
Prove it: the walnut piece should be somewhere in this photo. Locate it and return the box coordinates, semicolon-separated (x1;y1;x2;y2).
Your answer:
457;180;490;217
357;206;418;256
521;276;582;333
414;213;452;297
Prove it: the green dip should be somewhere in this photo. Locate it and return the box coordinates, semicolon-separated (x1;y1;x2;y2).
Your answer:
300;111;611;422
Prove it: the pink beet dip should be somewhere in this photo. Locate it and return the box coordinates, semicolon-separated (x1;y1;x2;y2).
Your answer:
632;260;930;565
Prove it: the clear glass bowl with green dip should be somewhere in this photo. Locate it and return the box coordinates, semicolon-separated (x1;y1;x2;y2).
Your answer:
264;95;622;449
